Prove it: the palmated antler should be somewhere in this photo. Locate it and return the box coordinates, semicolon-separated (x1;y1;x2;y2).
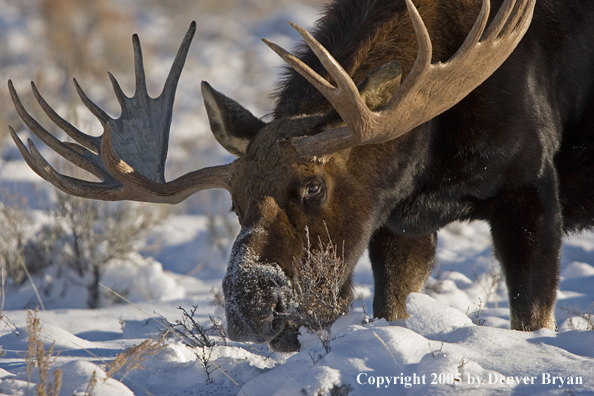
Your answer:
9;21;234;204
263;0;536;158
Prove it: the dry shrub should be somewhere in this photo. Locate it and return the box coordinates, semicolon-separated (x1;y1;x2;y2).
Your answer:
106;337;165;381
48;192;171;308
294;228;351;330
562;304;594;330
159;305;224;384
0;193;31;288
209;286;225;310
82;371;99;396
293;227;352;354
25;308;62;396
0;191;170;309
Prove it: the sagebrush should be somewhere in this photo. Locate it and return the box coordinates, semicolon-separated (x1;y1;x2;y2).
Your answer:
0;191;169;308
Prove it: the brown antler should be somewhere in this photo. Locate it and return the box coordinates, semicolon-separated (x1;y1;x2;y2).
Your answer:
263;0;536;158
8;22;234;204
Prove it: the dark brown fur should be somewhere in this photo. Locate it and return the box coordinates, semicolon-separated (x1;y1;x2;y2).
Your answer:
274;0;480;118
202;0;594;351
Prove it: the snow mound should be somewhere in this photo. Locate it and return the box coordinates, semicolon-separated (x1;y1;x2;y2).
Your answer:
405;293;473;336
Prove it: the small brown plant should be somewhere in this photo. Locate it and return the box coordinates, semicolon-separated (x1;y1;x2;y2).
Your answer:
160;305;220;383
293;227;352;354
106;337;165;381
40;0;134;79
82;370;99;396
475;263;504;309
466;298;486;326
562;304;594;330
0;193;32;288
25;308;62;396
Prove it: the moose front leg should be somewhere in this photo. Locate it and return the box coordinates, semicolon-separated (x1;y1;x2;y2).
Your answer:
368;227;436;321
489;172;562;331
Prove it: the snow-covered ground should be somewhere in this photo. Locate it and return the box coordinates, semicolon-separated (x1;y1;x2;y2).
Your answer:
1;1;594;395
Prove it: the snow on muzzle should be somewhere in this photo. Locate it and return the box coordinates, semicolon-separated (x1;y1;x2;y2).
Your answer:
222;227;295;344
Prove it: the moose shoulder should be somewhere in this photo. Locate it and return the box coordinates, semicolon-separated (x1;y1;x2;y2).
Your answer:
9;0;594;352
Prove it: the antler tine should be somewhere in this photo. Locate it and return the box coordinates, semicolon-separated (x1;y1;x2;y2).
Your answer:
9;22;235;203
264;24;374;141
132;33;148;96
8;80;110;180
9;126;51;181
272;0;535;158
162;21;196;102
25;137;127;200
482;0;516;41
500;0;533;40
10;126;119;201
402;0;433;84
108;72;129;110
73;78;112;127
382;0;535;137
291;22;375;140
450;0;490;59
30;81;101;153
286;23;355;95
262;39;334;93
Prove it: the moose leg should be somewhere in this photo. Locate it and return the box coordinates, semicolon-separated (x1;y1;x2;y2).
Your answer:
489;170;562;331
368;227;436;321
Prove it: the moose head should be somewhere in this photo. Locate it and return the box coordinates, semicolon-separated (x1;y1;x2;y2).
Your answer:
9;0;534;351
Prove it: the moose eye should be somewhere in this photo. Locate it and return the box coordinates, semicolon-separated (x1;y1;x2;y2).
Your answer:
304;180;324;200
307;183;321;195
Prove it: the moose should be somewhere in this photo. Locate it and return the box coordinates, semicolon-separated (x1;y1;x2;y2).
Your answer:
8;0;594;351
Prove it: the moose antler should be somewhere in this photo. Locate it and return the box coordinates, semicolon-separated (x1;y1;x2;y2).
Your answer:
263;0;536;158
9;21;234;204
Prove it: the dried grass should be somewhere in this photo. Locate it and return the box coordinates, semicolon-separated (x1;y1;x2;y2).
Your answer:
294;228;351;329
0;193;32;287
106;337;165;381
562;304;594;330
293;227;352;354
25;308;62;396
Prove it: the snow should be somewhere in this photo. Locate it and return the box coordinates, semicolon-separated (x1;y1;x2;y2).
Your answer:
1;1;594;395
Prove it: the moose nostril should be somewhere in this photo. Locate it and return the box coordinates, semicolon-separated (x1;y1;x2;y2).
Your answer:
274;298;286;315
270;298;289;334
271;312;289;335
271;316;285;334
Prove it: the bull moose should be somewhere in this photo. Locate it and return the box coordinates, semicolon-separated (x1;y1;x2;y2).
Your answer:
8;0;594;351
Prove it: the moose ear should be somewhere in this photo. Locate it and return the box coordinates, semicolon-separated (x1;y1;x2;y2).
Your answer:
357;61;402;111
201;81;266;157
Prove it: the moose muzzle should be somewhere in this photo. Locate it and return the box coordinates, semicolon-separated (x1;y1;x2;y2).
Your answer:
222;227;296;346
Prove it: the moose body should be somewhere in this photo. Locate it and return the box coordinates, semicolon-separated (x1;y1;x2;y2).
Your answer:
273;0;594;320
214;0;594;349
9;0;594;352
